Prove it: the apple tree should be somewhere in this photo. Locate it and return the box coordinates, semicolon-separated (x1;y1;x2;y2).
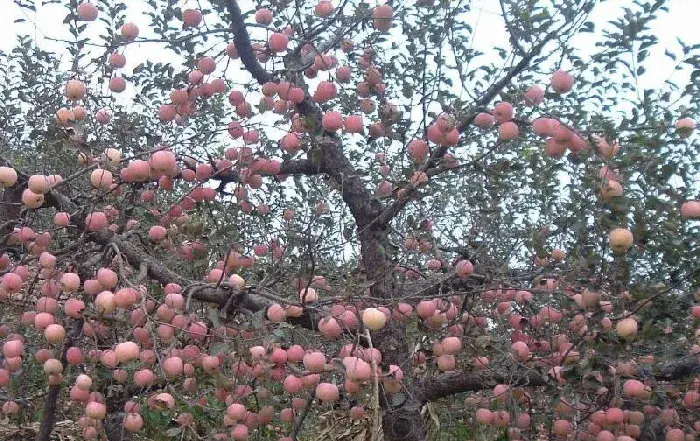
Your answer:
1;0;700;440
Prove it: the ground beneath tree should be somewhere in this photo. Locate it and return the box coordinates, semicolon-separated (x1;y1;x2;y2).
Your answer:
0;410;378;441
0;418;78;441
303;409;377;441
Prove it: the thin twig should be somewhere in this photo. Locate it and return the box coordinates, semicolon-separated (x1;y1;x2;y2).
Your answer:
365;329;380;441
290;397;314;440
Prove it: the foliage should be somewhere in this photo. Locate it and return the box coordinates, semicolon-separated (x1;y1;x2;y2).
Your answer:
0;0;700;440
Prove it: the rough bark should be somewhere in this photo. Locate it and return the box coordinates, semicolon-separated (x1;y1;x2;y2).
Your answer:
0;184;23;240
35;384;62;441
211;158;322;190
639;416;666;441
104;412;133;441
225;0;271;84
35;319;83;441
413;356;700;404
415;369;548;404
654;355;700;381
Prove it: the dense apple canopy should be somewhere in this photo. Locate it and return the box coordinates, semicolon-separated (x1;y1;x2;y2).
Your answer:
1;0;700;440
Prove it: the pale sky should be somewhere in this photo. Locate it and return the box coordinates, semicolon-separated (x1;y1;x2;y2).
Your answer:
2;0;699;103
3;0;700;79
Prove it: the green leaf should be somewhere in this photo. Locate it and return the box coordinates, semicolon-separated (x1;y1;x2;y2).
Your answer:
208;306;221;328
272;328;288;339
251;308;266;329
166;427;182;437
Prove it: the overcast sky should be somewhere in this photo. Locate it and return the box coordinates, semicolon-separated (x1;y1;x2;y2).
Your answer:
3;1;700;70
2;0;699;102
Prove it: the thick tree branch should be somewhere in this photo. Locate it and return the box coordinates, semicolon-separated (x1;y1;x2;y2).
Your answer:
414;369;548;403
413;355;700;404
0;185;23;241
225;0;271;84
499;0;526;56
376;22;569;228
208;159;322;188
278;159;321;176
0;157;315;333
223;0;380;229
222;8;387;373
315;138;382;228
0;158;28;241
42;183;317;329
35;318;83;441
639;417;666;441
654;355;700;381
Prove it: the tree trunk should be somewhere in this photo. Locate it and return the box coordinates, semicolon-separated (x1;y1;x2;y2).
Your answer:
35;319;83;441
104;412;133;441
0;185;23;239
382;404;427;441
358;225;430;441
